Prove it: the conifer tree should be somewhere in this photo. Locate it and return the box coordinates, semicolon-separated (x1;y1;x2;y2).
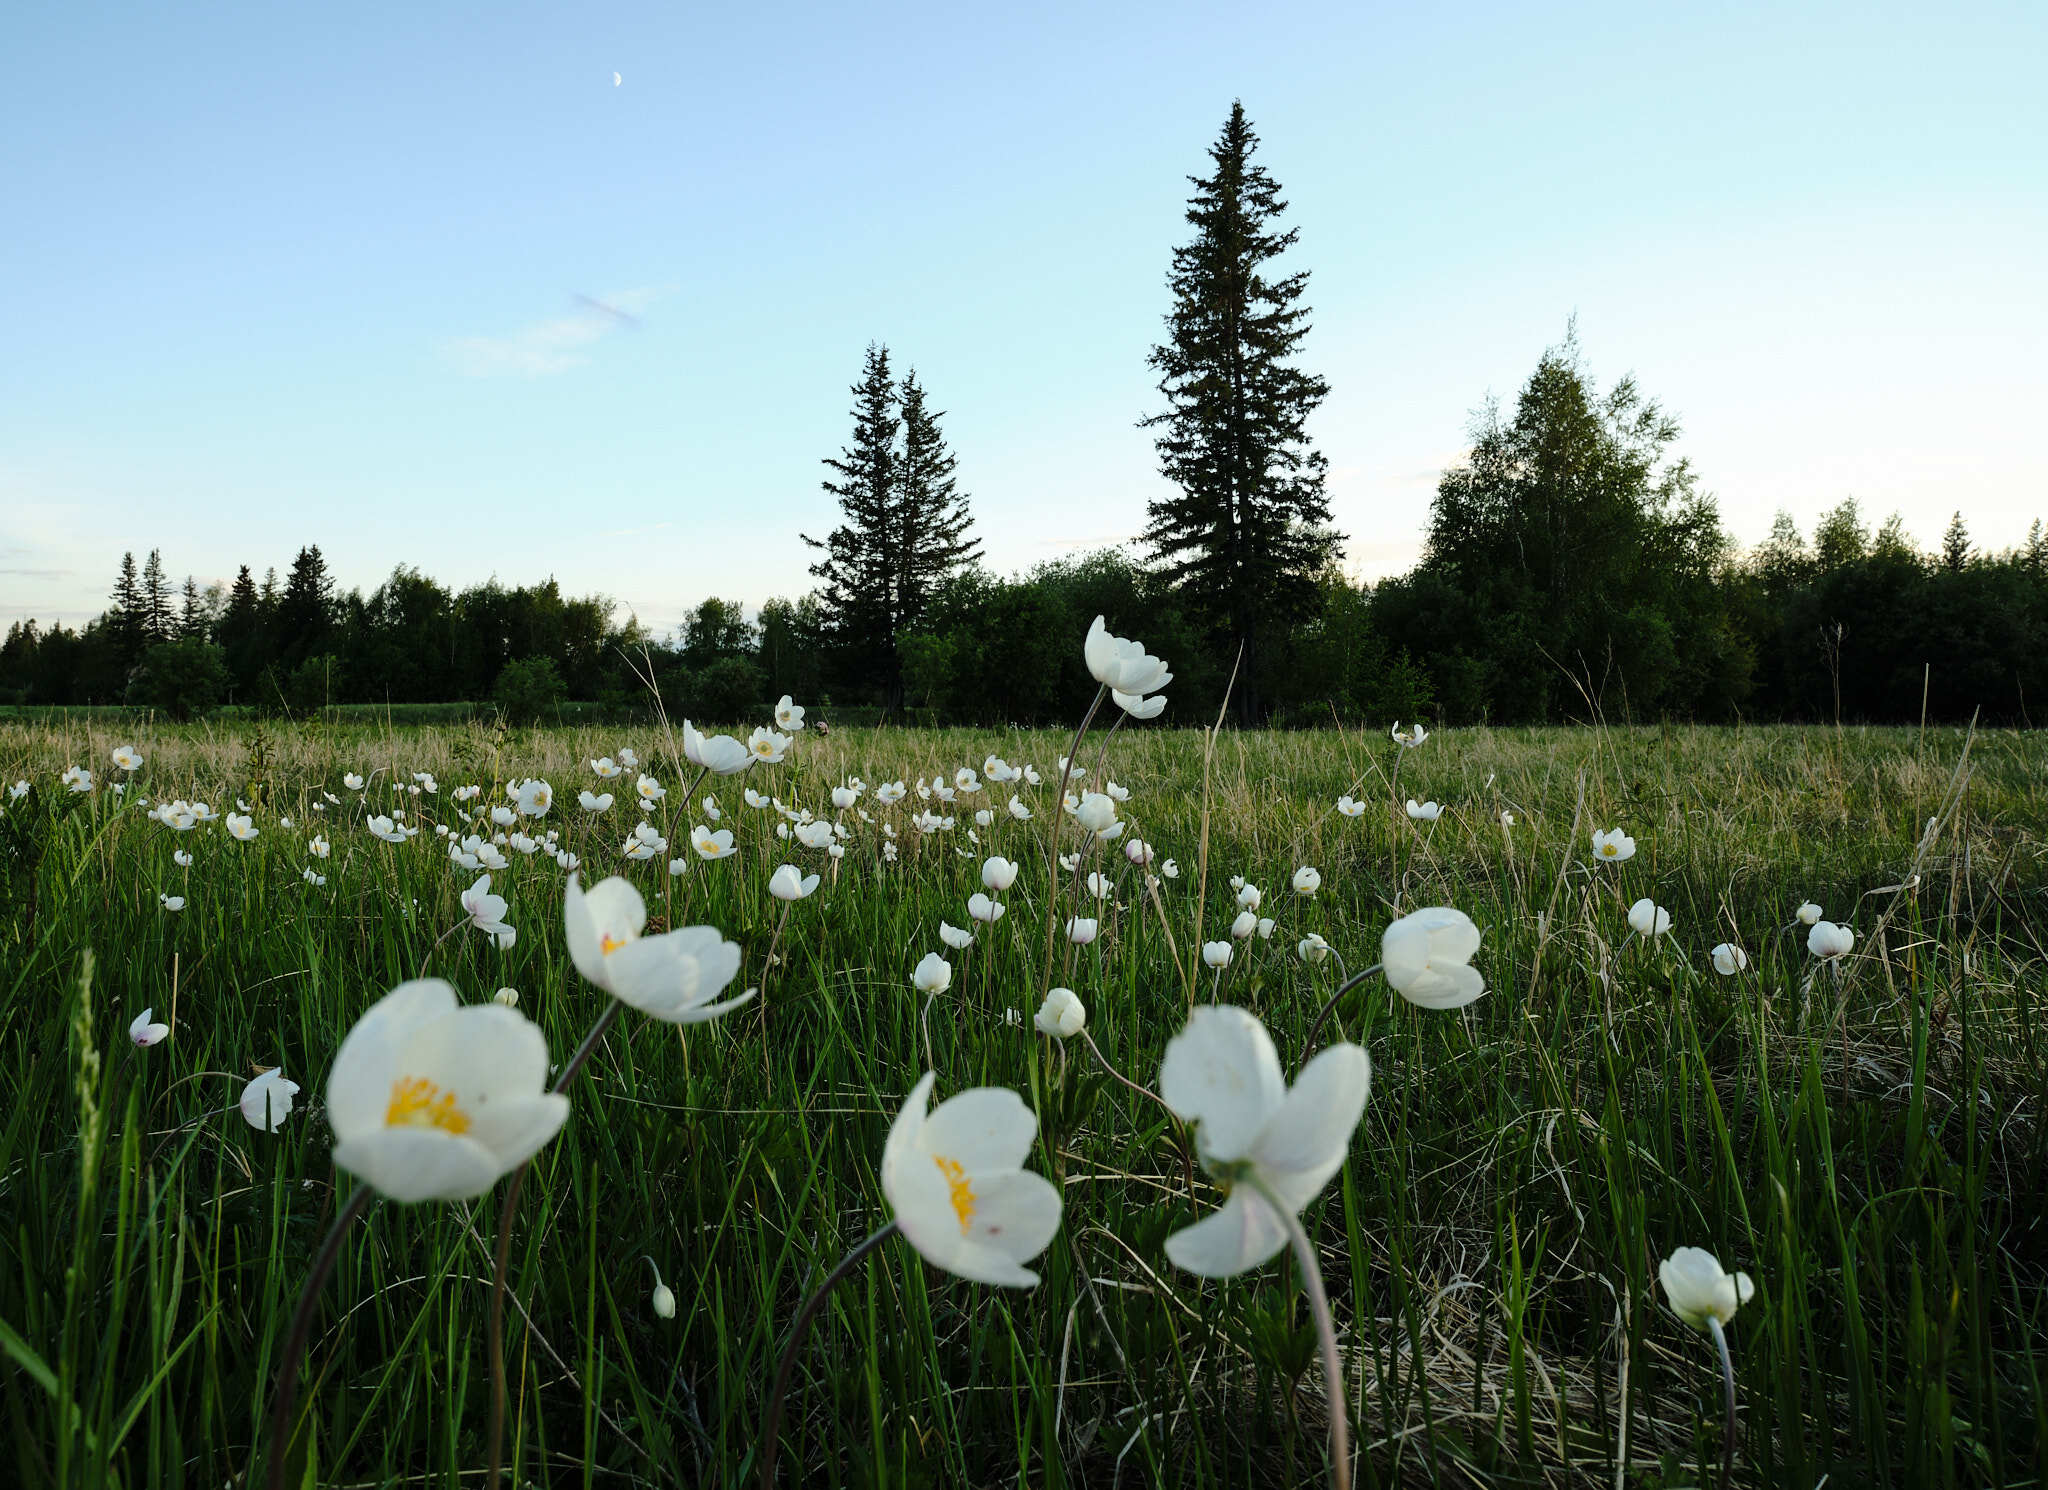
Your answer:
178;576;203;638
893;368;980;633
1143;101;1336;719
279;545;334;667
108;552;143;666
141;549;174;645
805;344;904;703
1942;511;1971;571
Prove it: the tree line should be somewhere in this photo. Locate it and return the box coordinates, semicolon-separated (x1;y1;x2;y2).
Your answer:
4;103;2043;727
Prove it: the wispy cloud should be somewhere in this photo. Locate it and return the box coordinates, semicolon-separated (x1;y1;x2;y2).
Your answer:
445;287;663;378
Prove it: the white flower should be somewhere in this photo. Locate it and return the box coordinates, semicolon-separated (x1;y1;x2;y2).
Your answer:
307;834;331;859
1072;792;1119;833
617;747;639;770
1500;810;1516;828
1083;616;1172;696
831;784;859;810
111;744;143;771
967;892;1005;924
1390;721;1429;748
579;790;615;812
1381;907;1485;1009
1710;943;1749;975
326;980;569;1201
565;875;751;1024
1796;901;1823;926
226;813;259;842
939;920;974;950
746;726;792;764
704;795;724;821
1404;799;1443;822
1034;987;1086;1039
62;765;95;793
1230;910;1257;939
1105;780;1130;803
690;825;736;861
494;987;520;1007
8;780;27;800
880;1073;1062;1287
795;819;835;850
462;875;514;940
1291;865;1321;895
652;1281;676;1319
239;1069;301;1133
591;756;621;779
1006;795;1031;821
1627;898;1672;938
768;864;819;901
344;772;366;791
1161;858;1179;879
954;767;981;794
1158;1006;1371;1277
490;805;517;828
981;856;1019;892
1256;917;1275;939
129;1007;170;1046
173;849;193;867
1086;871;1114;900
302;868;327;886
1202;940;1233;969
1124;838;1154;867
1236;883;1262;911
1658;1246;1755;1331
876;781;907;805
1808;921;1854;960
635;773;666;804
1297;933;1330;964
622;823;668;861
368;814;413;843
1112;690;1166;720
1335;795;1365;818
1591;828;1636;864
1066;917;1099;945
912;952;953;996
774;695;806;731
668;857;689;877
514;779;553;817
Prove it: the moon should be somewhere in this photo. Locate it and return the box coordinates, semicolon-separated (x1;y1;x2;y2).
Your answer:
613;72;622;86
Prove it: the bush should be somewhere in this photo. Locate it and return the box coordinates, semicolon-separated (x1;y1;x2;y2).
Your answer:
493;657;566;724
126;637;229;720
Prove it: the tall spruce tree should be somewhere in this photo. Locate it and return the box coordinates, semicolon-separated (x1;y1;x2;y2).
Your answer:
109;552;143;666
804;344;905;704
178;576;203;638
140;549;174;645
279;545;334;668
893;369;980;633
1143;101;1336;719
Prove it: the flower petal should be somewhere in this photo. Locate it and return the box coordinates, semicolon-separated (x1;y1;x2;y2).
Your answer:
1158;1006;1285;1162
1164;1189;1288;1278
333;1129;506;1203
327;979;459;1142
920;1086;1039;1174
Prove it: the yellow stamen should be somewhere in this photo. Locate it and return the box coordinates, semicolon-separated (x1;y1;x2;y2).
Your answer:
385;1076;471;1134
600;932;628;956
933;1155;976;1233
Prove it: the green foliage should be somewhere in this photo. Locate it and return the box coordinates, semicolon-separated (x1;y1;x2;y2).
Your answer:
124;634;229;719
491;655;566;723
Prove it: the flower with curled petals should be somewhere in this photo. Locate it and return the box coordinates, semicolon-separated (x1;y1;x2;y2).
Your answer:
564;875;751;1024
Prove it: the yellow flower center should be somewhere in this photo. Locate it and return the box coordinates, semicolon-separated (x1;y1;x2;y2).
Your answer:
385;1076;471;1134
600;932;628;956
932;1154;976;1233
1600;844;1616;856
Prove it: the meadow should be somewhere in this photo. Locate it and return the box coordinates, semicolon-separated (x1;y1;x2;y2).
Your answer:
2;700;2045;1488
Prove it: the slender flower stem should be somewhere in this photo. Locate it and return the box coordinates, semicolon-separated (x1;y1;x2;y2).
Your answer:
1301;964;1384;1053
1037;685;1106;997
759;1220;900;1489
261;1185;376;1490
487;999;626;1489
1245;1175;1350;1490
1076;1028;1170;1114
1707;1316;1737;1490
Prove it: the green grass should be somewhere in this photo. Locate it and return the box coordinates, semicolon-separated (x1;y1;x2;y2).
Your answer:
3;717;2045;1487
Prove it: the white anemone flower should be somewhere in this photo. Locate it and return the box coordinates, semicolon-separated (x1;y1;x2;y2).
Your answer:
1335;795;1365;818
368;814;413;843
514;779;553;817
1073;792;1119;833
1162;858;1180;879
461;874;513;939
62;766;95;793
617;747;639;770
1381;907;1485;1009
159;893;185;912
746;726;793;764
1159;1006;1370;1277
1034;987;1086;1038
1082;616;1172;696
912;952;953;995
173;849;193;867
1236;883;1262;911
564;875;751;1024
1006;795;1031;821
326;979;569;1202
981;855;1019;892
112;744;144;771
1627;898;1673;938
1390;721;1429;748
880;1073;1063;1287
1659;1246;1755;1331
1202;940;1233;969
1292;865;1322;895
1796;901;1823;926
344;772;366;791
239;1069;301;1133
579;789;615;812
1711;943;1749;975
691;825;737;861
1112;690;1167;720
129;1008;170;1047
226;813;259;842
769;864;819;901
1231;910;1258;939
1404;799;1443;822
966;892;1005;924
1297;933;1330;964
1124;838;1154;866
1086;871;1114;900
1066;917;1099;945
795;819;835;850
1591;827;1636;863
774;695;806;731
939;920;974;950
591;756;621;779
1808;921;1855;960
635;773;666;804
494;987;520;1007
875;781;907;805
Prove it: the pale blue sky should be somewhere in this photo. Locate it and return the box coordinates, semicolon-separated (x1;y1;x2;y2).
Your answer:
4;2;2044;633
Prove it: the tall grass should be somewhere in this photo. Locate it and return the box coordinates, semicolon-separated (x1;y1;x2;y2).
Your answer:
2;719;2044;1486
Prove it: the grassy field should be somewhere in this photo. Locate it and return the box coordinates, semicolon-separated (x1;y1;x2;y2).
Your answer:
2;714;2045;1488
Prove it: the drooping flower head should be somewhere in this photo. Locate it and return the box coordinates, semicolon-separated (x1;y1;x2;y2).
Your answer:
1658;1246;1755;1331
240;1069;301;1133
1034;987;1086;1038
1082;616;1171;696
1380;907;1485;1009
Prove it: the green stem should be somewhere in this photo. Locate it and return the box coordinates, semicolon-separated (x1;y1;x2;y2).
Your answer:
759;1220;900;1488
1301;964;1384;1053
261;1185;377;1490
1245;1174;1350;1490
1707;1316;1737;1490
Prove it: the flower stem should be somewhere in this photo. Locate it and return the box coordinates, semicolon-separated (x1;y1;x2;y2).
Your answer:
1077;1028;1170;1114
1301;964;1384;1053
487;999;625;1488
759;1220;900;1488
1245;1174;1349;1490
1707;1316;1737;1490
261;1185;376;1490
1037;685;1106;997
